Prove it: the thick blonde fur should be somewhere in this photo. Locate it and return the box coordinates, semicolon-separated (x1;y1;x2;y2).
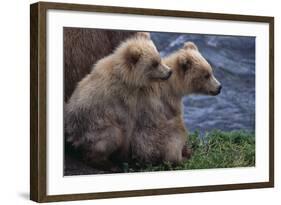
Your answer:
65;32;171;170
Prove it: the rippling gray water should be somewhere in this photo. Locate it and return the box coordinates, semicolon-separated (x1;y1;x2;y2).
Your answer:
151;33;255;133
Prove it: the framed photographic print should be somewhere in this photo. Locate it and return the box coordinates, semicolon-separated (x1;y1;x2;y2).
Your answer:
30;1;274;202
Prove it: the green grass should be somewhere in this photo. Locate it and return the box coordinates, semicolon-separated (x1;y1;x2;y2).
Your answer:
122;130;255;172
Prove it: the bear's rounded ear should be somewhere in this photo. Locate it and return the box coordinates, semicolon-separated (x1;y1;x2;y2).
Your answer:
178;56;192;73
183;42;198;50
135;32;151;40
126;46;142;65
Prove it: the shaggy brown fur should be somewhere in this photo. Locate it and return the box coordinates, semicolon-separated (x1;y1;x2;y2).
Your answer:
131;42;221;165
65;32;171;170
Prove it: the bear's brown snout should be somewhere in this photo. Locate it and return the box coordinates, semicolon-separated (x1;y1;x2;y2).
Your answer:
207;74;222;96
160;69;172;80
150;63;172;81
159;64;172;80
210;84;222;95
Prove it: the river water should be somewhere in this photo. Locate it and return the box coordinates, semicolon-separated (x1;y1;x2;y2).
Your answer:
151;33;255;134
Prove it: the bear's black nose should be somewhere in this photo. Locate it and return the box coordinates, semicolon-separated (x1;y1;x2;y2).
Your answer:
218;85;222;93
160;70;172;80
167;70;172;78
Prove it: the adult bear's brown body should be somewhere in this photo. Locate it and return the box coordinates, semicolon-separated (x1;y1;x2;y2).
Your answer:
63;28;135;102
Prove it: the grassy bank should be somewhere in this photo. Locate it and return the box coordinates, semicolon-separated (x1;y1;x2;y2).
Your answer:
123;130;255;172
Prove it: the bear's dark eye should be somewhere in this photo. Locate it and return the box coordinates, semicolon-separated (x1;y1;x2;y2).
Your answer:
152;60;159;68
204;73;211;79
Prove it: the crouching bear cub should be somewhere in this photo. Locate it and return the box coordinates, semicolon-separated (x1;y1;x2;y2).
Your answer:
131;41;222;165
65;32;172;170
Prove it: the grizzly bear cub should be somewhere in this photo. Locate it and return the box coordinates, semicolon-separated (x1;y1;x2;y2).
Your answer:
65;32;172;170
131;42;222;165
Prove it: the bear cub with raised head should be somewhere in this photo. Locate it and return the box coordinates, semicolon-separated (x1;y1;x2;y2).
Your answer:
65;32;171;170
131;41;221;165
